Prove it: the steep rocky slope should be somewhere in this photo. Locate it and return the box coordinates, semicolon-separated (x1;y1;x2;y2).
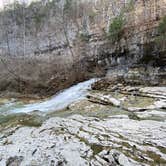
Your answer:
0;0;165;95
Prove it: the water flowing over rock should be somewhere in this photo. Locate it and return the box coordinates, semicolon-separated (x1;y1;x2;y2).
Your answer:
0;0;165;164
0;78;166;165
0;79;97;115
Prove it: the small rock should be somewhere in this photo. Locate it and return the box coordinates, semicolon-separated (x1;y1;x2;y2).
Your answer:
87;93;121;107
50;160;55;166
128;113;141;120
6;156;23;166
3;139;12;145
56;160;65;166
118;153;131;166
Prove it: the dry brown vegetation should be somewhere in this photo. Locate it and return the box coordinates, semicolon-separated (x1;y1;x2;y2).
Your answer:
0;54;104;97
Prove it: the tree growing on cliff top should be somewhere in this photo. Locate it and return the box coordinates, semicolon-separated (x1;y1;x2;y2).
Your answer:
155;16;166;53
107;0;135;43
108;15;125;43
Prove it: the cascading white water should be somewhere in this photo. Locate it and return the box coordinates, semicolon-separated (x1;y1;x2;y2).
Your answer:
9;78;97;113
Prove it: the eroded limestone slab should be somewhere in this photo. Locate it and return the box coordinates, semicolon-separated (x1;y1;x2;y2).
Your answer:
0;114;166;166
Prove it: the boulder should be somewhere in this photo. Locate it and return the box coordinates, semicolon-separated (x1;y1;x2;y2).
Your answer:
6;156;23;166
87;93;121;107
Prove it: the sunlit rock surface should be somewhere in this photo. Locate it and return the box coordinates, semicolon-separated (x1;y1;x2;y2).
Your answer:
0;81;166;166
0;112;166;165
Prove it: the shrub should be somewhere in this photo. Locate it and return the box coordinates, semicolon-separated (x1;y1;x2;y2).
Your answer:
158;16;166;35
108;15;125;43
155;16;166;47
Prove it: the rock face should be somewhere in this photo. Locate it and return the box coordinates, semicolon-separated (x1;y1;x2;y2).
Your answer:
0;0;165;94
0;114;166;166
0;79;166;165
91;78;166;111
0;0;165;58
106;66;166;86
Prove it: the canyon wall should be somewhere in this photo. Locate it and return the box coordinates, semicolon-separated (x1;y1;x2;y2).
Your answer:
0;0;165;95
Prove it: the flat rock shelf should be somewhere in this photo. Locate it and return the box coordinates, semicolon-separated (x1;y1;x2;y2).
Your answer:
0;80;166;166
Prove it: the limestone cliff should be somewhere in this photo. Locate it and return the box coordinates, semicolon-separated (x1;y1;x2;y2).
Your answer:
0;0;165;95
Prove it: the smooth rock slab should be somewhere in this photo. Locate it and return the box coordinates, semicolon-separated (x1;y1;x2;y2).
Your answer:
139;87;166;99
87;93;121;107
0;115;166;166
